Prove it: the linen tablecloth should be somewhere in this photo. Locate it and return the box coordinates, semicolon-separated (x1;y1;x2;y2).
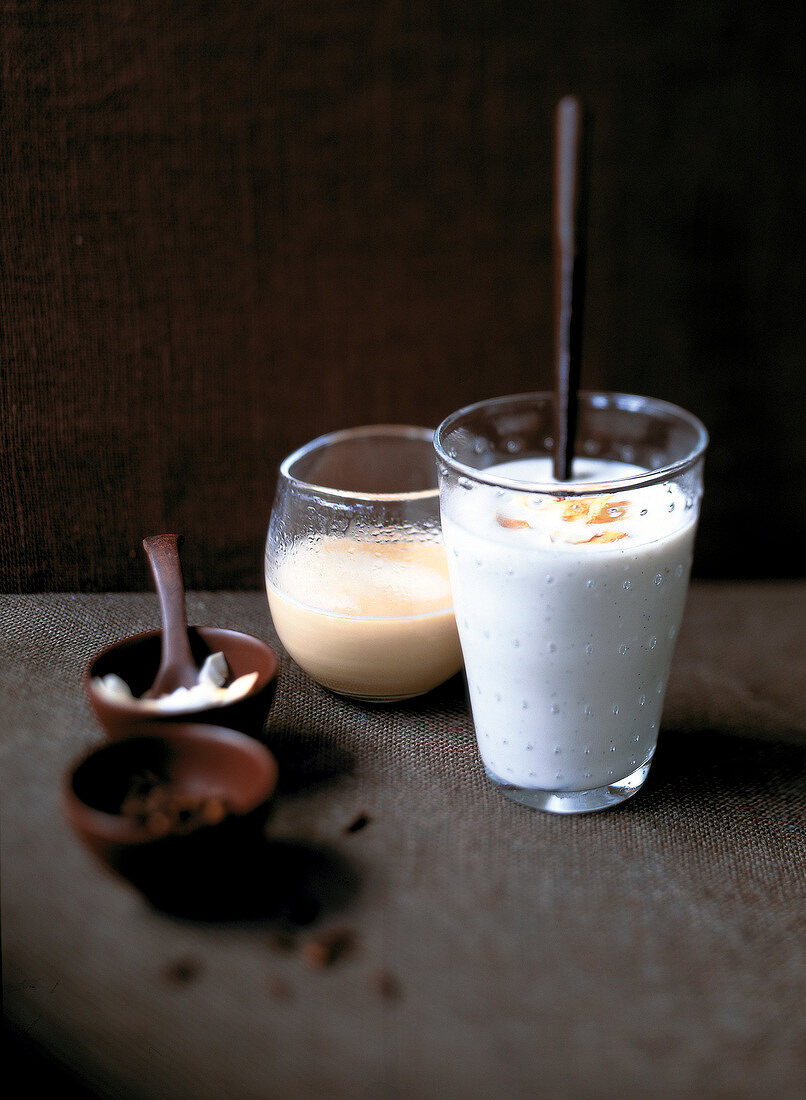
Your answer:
3;584;805;1097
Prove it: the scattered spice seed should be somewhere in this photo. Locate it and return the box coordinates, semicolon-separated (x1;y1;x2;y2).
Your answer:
370;968;402;1001
161;956;202;984
300;928;355;969
267;929;297;954
344;812;371;834
266;973;293;1000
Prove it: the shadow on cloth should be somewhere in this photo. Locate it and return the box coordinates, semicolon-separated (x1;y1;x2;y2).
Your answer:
641;726;806;808
261;724;355;796
133;835;359;924
110;719;362;923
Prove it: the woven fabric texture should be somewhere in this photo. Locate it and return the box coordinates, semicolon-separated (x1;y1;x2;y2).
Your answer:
3;585;805;1097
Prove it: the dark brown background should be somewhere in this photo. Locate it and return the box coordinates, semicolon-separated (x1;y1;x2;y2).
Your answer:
2;1;804;592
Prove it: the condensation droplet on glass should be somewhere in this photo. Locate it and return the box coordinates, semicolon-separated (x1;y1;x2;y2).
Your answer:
618;643;629;656
547;642;557;654
506;439;521;453
622;579;632;591
522;701;529;711
639;693;646;706
550;703;560;715
585;643;594;656
656;681;664;694
554;746;562;755
584;705;593;717
654;573;663;586
609;744;617;752
545;574;554;585
458;476;473;491
668;502;675;512
668;625;677;640
612;705;620;715
634;734;640;742
513;638;520;648
675;563;684;578
584;771;592;779
649;636;657;649
526;742;533;750
640;508;648;517
583;747;591;755
586;578;596;589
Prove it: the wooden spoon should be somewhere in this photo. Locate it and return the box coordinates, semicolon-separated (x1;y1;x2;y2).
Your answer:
142;534;200;698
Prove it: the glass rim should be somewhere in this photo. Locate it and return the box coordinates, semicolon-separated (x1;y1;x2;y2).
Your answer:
280;423;440;502
434;391;709;495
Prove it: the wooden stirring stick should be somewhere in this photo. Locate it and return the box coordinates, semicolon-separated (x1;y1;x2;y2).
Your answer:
552;95;590;481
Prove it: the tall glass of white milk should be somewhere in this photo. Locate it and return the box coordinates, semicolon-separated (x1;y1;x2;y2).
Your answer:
435;392;707;814
266;425;462;702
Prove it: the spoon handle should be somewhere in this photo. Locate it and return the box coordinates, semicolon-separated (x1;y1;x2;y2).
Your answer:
143;533;198;694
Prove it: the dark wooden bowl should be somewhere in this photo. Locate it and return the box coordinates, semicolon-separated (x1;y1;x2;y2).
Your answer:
83;626;279;738
64;724;279;906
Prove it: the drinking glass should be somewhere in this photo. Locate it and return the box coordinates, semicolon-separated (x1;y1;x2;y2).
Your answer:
266;425;462;702
435;392;708;813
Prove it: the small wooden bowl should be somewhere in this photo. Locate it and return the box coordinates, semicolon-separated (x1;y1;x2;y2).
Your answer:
84;626;279;738
64;724;279;904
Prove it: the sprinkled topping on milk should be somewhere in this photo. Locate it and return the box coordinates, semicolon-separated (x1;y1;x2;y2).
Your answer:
466;458;690;549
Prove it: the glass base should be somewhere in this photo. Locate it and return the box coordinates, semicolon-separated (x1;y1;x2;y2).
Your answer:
341;694;422;704
330;688;430;704
485;755;654;815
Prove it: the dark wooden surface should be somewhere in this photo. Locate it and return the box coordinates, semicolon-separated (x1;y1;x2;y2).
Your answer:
2;1;805;590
